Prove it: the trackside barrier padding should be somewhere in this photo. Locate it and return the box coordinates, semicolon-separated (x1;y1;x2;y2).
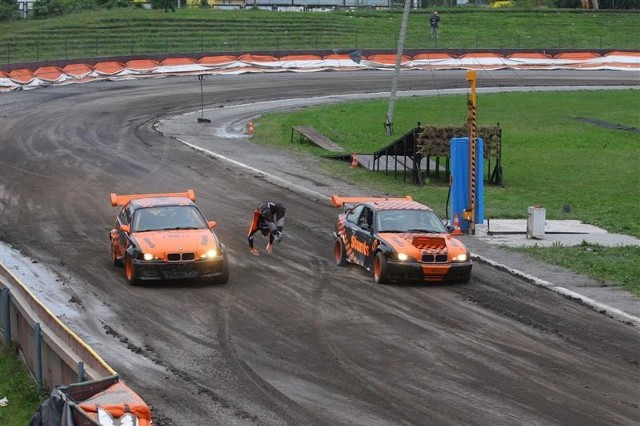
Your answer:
1;51;638;91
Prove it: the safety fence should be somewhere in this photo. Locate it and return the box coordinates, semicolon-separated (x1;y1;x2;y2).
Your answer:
1;50;638;91
2;30;635;66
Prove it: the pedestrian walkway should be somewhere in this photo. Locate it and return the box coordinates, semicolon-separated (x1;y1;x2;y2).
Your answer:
476;219;640;248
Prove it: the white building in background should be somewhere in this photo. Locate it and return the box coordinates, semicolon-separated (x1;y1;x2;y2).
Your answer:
16;0;35;18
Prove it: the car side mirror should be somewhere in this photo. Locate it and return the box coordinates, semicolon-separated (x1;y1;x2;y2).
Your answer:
208;220;217;229
120;224;130;233
446;224;454;233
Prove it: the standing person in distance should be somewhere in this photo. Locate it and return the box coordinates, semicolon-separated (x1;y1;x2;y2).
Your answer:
429;11;440;41
248;201;287;255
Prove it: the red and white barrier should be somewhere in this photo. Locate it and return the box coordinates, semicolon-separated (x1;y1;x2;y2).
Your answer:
1;51;638;91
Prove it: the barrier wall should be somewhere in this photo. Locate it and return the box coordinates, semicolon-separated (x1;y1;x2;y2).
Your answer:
1;50;638;91
0;264;116;388
1;261;153;424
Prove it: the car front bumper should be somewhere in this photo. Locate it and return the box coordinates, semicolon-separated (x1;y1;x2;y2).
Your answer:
132;257;226;281
385;259;472;283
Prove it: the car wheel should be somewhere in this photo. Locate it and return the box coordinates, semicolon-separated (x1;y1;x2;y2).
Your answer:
124;254;140;286
110;238;123;267
213;257;229;284
373;251;389;284
334;238;348;266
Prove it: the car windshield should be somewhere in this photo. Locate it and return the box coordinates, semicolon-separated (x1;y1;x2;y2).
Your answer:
376;209;447;233
132;206;208;232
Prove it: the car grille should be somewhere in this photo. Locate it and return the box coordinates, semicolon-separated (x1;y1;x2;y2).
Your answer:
422;254;448;263
167;252;195;261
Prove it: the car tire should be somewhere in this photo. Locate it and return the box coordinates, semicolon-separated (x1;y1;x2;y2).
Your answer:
110;239;123;267
334;238;348;266
213;257;229;284
124;254;140;286
373;251;389;284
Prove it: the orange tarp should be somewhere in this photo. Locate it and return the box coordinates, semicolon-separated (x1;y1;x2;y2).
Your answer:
93;61;126;75
8;69;34;84
506;52;551;60
198;55;238;65
554;52;600;60
237;54;279;62
366;54;411;64
63;63;94;78
161;57;197;66
279;54;322;61
34;66;64;82
126;59;160;71
412;52;456;60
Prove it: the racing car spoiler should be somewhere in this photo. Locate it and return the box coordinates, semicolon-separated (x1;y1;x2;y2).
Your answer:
331;195;413;208
110;189;196;207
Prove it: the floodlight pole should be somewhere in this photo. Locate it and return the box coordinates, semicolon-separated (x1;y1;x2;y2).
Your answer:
466;70;478;235
384;0;412;136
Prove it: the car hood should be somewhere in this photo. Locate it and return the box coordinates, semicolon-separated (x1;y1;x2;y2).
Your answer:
132;229;217;254
378;232;468;255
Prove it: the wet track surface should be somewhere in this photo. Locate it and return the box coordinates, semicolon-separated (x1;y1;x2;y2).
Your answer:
1;70;639;425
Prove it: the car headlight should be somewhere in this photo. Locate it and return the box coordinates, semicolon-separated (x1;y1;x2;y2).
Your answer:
397;253;409;261
143;253;154;261
200;249;218;259
452;252;469;262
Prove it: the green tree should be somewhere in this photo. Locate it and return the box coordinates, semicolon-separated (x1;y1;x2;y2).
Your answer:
1;0;19;21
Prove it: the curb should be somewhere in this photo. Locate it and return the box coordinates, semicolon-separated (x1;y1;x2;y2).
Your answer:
471;254;640;327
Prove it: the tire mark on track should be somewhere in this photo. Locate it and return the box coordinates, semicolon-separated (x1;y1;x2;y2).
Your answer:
215;288;329;425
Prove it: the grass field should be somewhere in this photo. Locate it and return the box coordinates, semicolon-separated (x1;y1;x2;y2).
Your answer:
0;345;46;425
254;89;640;294
1;8;639;64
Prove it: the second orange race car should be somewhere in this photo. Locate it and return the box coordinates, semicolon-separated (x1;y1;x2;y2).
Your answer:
109;189;229;286
332;195;472;284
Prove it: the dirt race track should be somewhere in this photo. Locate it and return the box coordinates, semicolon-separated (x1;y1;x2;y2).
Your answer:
1;70;639;425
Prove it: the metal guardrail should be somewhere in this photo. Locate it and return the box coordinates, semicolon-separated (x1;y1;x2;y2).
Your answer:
0;263;116;390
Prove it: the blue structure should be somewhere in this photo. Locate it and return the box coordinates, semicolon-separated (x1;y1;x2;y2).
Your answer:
450;137;484;232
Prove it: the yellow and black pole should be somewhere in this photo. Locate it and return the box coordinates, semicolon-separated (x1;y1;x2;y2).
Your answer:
465;70;478;235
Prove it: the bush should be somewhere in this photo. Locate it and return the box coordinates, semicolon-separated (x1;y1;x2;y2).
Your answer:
0;0;19;21
33;0;131;18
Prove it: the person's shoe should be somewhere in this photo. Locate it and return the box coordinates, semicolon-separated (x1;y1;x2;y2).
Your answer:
266;243;273;254
250;247;259;256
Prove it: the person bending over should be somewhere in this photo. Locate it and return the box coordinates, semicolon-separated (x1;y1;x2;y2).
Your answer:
248;201;286;255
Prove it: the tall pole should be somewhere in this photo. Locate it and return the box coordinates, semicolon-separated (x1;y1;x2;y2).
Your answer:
384;0;412;136
466;70;478;235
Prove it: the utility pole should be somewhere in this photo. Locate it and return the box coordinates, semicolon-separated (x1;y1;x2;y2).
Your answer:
384;0;412;136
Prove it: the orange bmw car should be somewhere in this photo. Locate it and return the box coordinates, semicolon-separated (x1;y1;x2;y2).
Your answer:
332;195;472;284
109;189;229;286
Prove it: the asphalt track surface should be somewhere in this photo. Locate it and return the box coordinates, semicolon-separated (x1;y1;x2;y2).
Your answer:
1;70;639;425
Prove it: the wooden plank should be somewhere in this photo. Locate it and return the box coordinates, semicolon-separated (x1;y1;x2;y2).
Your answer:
291;126;344;152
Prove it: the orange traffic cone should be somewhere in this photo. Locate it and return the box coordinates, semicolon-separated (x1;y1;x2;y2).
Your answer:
247;120;255;135
350;152;358;168
451;213;463;235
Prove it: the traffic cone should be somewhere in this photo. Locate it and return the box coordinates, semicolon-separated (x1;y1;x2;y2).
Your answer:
247;120;255;135
350;152;358;168
452;213;463;235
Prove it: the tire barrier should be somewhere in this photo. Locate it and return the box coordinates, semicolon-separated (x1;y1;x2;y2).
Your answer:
1;51;638;92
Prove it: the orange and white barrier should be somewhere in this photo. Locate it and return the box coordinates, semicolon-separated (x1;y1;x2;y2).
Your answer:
1;51;638;92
